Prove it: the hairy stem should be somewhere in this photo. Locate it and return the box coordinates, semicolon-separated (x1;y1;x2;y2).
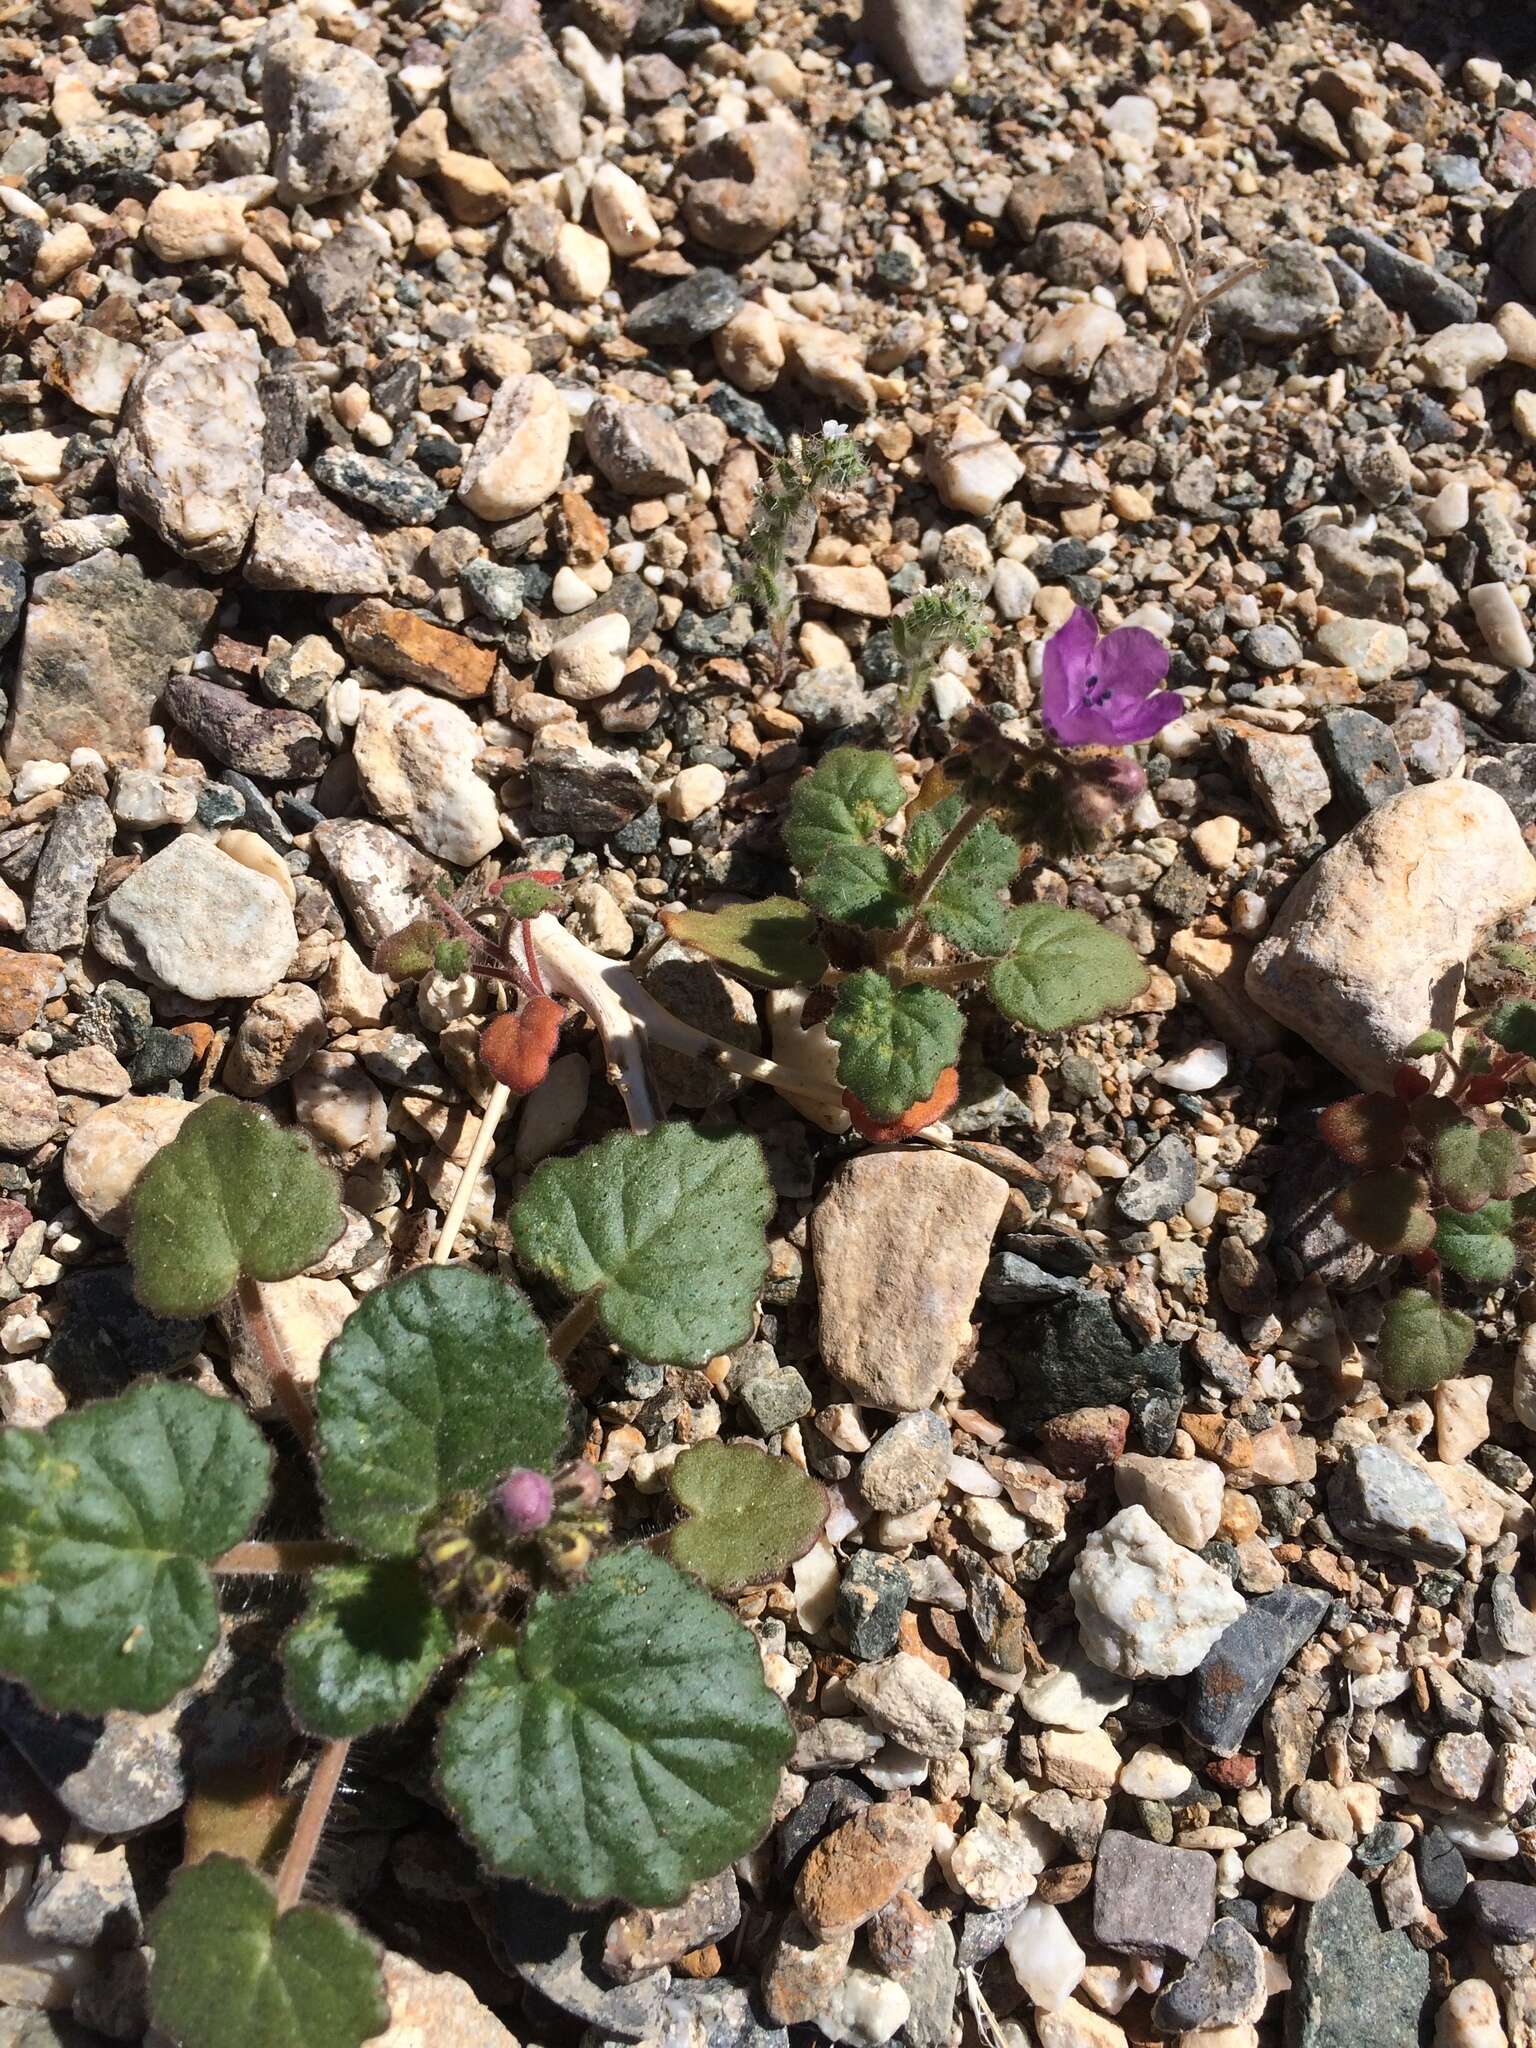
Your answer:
274;1738;350;1914
899;957;997;991
213;1540;356;1575
547;1291;601;1363
237;1275;314;1449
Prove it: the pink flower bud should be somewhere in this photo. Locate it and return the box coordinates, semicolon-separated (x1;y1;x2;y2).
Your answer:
496;1468;554;1536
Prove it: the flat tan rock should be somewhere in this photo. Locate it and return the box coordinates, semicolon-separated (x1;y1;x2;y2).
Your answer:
811;1151;1007;1410
1245;780;1536;1088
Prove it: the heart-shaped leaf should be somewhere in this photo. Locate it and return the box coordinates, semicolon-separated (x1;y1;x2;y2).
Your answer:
1317;1092;1409;1170
315;1267;569;1558
988;904;1148;1031
149;1855;387;2048
665;1440;827;1593
1435;1200;1517;1290
438;1548;792;1907
660;897;829;988
1332;1169;1435;1255
127;1098;345;1320
283;1561;453;1738
373;916;446;980
511;1123;773;1367
1432;1119;1521;1211
785;747;908;929
1487;999;1536;1056
1376;1287;1476;1396
828;970;963;1120
0;1383;269;1715
904;795;1020;955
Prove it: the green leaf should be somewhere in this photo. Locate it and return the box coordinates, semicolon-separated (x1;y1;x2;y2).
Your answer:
828;970;963;1119
1316;1092;1409;1170
666;1440;828;1594
511;1124;773;1367
373;916;445;980
660;897;829;988
438;1548;791;1907
785;747;908;929
1434;1200;1518;1290
1376;1288;1476;1396
499;876;556;918
988;904;1148;1032
283;1562;453;1738
127;1098;345;1320
1487;1000;1536;1056
1492;942;1536;981
0;1383;269;1716
1431;1119;1520;1212
315;1267;569;1558
1332;1169;1435;1256
1403;1028;1449;1057
904;796;1020;955
434;938;470;979
149;1855;387;2048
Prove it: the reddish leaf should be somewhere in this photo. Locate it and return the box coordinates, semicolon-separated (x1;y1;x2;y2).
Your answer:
1392;1066;1434;1104
844;1065;960;1142
1465;1073;1511;1106
1316;1092;1408;1170
480;999;563;1096
1332;1168;1436;1256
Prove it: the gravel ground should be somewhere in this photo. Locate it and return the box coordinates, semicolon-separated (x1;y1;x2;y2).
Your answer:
5;0;1536;2043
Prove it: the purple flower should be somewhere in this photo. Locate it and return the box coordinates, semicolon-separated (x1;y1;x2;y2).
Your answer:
496;1467;554;1536
1040;607;1183;748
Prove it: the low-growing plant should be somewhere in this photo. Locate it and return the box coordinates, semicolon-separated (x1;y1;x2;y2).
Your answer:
1321;968;1536;1395
735;427;870;684
0;1097;821;2048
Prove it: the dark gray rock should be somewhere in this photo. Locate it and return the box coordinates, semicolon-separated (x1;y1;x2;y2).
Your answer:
1315;709;1408;821
1286;1870;1430;2048
490;1884;667;2039
461;559;527;623
1494;190;1536;301
861;0;965;95
25;1845;142;1949
0;557;22;653
584;397;693;496
525;736;652;844
1467;1879;1536;1944
1183;1586;1330;1755
1116;1134;1196;1225
1084;338;1162;424
775;1773;872;1875
1324;224;1478;331
3;551;215;772
312;448;448;525
1470;745;1536;826
1092;1829;1216;1962
1328;1443;1466;1564
1239;623;1304;673
24;796;113;954
163;673;328;782
1209;240;1339;345
982;1251;1088;1305
1152;1916;1266;2033
0;1680;184;1836
1012;1296;1183;1426
658;1981;789;2048
293;224;381;342
1415;1826;1467;1911
738;1365;813;1434
628;270;743;347
836;1551;910;1660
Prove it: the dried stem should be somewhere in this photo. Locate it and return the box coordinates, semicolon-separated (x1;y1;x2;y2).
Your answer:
899;957;996;992
547;1291;601;1363
213;1540;355;1575
237;1275;314;1448
274;1737;350;1914
431;1081;510;1267
1150;194;1265;407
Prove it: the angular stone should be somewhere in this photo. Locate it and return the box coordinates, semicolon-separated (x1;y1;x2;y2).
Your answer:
1286;1870;1429;2048
1466;1880;1536;1944
794;1801;934;1938
1092;1829;1216;1962
95;835;298;1000
811;1152;1007;1410
627;270;743;348
1182;1585;1330;1755
3;551;215;770
0;1677;185;1836
1246;780;1536;1089
1007;149;1109;240
293;224;380;343
1328;1443;1466;1565
524;731;652;843
858;1412;952;1513
163;673;328;781
115;331;264;572
352;688;501;867
262;35;393;203
1071;1506;1245;1680
585;397;693;496
374;1951;517;2048
1209;240;1340;344
1152;1916;1266;2032
1115;1133;1196;1224
1325;224;1478;330
1012;1295;1184;1426
489;1884;667;2041
311;817;439;950
337;599;497;702
24;797;113;953
245;464;389;594
62;1095;199;1234
0;1049;58;1154
602;1869;741;1981
449;7;582;174
836;1552;910;1661
861;0;965;94
1315;708;1408;820
843;1656;963;1756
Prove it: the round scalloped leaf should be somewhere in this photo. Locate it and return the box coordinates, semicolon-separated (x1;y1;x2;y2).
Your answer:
1377;1288;1476;1396
511;1123;773;1367
149;1855;388;2048
315;1267;569;1558
0;1383;270;1715
829;971;964;1121
1316;1092;1408;1170
438;1548;792;1907
988;904;1148;1032
666;1440;827;1593
1332;1168;1436;1256
283;1561;453;1738
1487;999;1536;1057
1431;1119;1520;1212
127;1098;345;1320
1434;1200;1517;1290
660;898;829;988
785;748;908;929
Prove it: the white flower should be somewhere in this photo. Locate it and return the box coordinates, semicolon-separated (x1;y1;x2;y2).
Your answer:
821;420;849;440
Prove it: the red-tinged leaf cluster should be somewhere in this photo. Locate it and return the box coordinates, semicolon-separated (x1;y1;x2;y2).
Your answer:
1317;1091;1407;1169
843;1065;959;1142
480;998;564;1096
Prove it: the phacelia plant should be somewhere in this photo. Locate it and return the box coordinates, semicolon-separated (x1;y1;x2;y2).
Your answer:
1321;971;1536;1395
735;427;870;681
0;1098;820;2048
